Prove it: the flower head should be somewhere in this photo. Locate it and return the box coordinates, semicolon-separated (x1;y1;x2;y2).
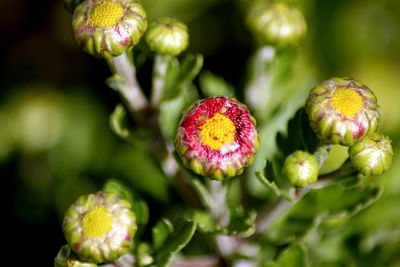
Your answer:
282;150;319;187
349;132;393;176
63;192;136;263
305;77;380;146
246;1;307;46
145;17;189;55
175;97;259;180
54;245;97;267
72;0;147;58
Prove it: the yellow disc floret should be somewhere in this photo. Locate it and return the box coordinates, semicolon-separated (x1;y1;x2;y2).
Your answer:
331;88;363;117
90;1;124;27
82;206;113;238
200;113;236;151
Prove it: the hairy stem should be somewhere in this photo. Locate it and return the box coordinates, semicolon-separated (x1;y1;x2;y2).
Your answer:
107;52;148;112
244;46;276;119
151;54;172;108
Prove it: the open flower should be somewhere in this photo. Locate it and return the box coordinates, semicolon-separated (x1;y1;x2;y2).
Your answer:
305;77;380;146
175;97;259;180
62;192;136;263
349;132;393;176
72;0;147;58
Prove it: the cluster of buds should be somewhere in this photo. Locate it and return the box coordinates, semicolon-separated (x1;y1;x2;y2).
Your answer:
302;77;393;180
175;97;260;180
57;192;137;265
246;0;307;46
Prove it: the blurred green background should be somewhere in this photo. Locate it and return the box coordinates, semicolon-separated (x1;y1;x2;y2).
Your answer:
1;0;400;265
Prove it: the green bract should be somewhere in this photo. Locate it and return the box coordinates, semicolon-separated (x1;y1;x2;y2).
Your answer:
349;132;393;176
246;1;307;46
54;245;97;267
145;17;189;55
62;192;136;263
283;151;319;187
72;0;147;58
305;77;380;146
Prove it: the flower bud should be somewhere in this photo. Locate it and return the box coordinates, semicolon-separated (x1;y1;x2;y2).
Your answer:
175;97;259;180
62;192;136;263
283;151;319;187
246;1;307;46
349;132;393;176
145;17;189;56
305;77;380;146
54;245;97;267
72;0;147;58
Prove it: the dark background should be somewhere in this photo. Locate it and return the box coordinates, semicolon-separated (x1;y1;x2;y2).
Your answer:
1;0;400;265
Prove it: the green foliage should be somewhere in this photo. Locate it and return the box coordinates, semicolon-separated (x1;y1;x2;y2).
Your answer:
191;208;256;238
153;220;197;267
199;71;235;98
158;54;203;141
264;243;307;267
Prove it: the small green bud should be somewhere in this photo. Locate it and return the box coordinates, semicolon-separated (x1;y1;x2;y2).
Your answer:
54;245;97;267
283;151;319;187
72;0;147;58
62;192;136;263
175;97;259;180
246;1;307;46
145;17;189;55
349;132;393;176
305;77;380;146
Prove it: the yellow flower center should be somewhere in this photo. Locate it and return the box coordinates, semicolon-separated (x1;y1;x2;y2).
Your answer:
90;1;124;27
200;113;236;151
331;88;363;117
82;206;113;238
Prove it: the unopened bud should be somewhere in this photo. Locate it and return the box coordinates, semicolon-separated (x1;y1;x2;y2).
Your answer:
349;132;393;176
145;17;189;55
305;77;380;146
62;192;136;263
283;151;319;187
72;0;147;58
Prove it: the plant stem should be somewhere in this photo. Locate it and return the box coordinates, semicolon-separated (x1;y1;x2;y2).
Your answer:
151;54;172;108
106;52;148;112
255;160;357;234
244;46;276;119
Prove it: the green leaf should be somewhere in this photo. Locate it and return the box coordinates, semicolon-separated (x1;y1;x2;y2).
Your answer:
267;185;382;242
191;178;213;208
112;146;170;203
278;243;307;267
263;243;307;267
154;220;197;267
191;208;257;238
152;218;174;250
135;242;154;266
158;94;187;141
106;74;129;92
103;179;134;203
110;104;130;138
178;54;203;84
199;71;235;98
255;171;283;198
